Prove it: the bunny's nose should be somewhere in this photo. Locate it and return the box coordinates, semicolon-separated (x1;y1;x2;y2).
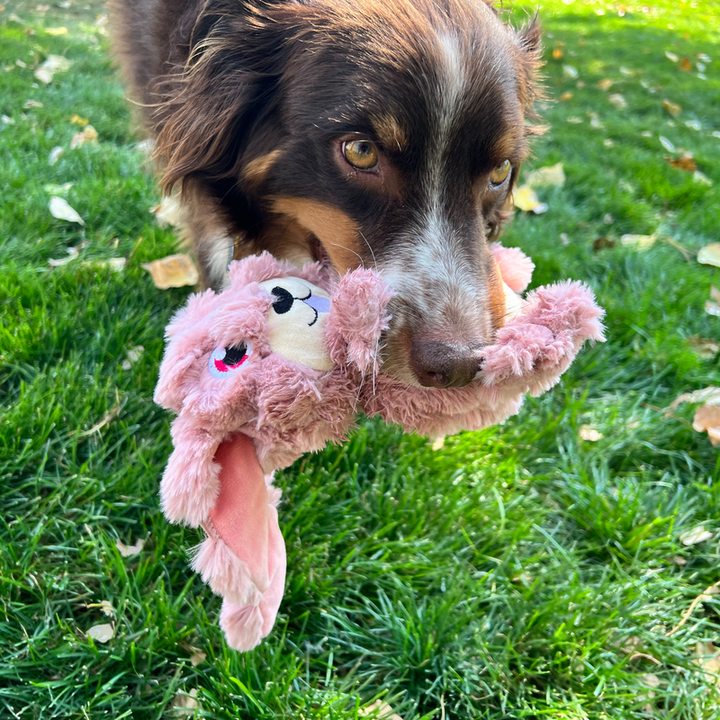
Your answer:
410;341;483;388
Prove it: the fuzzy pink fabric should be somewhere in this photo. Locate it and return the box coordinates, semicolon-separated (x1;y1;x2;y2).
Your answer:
490;241;535;293
156;245;604;652
155;252;389;651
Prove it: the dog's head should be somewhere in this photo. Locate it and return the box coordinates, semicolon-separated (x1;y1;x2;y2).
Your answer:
155;0;542;388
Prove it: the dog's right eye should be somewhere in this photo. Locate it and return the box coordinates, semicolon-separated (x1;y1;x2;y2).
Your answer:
342;140;379;171
489;160;512;188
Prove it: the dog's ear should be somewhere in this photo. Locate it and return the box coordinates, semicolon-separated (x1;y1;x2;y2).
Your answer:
514;14;544;119
153;0;295;193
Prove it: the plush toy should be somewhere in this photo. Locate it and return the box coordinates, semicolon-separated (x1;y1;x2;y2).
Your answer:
155;246;604;651
154;252;392;650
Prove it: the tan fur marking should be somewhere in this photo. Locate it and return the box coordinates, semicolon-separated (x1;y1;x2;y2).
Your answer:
242;149;283;184
371;114;407;151
271;197;363;273
488;256;509;330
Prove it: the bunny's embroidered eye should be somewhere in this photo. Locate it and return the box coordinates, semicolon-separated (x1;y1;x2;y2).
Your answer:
208;341;253;379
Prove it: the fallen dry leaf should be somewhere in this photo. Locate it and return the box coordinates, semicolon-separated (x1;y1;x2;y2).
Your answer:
431;435;446;450
142;254;199;289
693;405;720;446
34;53;71;84
559;91;573;102
150;195;184;228
49;196;85;225
513;185;540;212
562;65;578;80
171;689;199;713
48;146;64;165
597;78;614;91
707;287;720;317
694;641;720;681
100;600;115;617
87;623;114;643
190;649;206;667
679;526;714;546
121;345;145;370
593;235;616;252
698;244;720;268
23;99;42;109
659;136;676;152
81;258;126;272
115;537;146;557
641;673;661;689
579;425;603;441
679;57;692;72
670;386;720;410
621;233;657;250
552;47;563;60
688;336;720;360
359;701;404;720
48;246;79;267
70;114;88;126
608;93;627;110
524;162;566;189
70;125;98;149
662;99;682;117
665;51;679;63
45;26;67;35
666;154;697;172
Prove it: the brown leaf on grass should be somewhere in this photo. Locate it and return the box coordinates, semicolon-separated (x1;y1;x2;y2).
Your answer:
688;336;720;360
680;526;714;546
693;405;720;446
116;537;146;557
150;195;184;228
559;91;573;102
524;162;566;188
359;701;404;720
34;53;71;83
665;154;697;172
552;47;563;60
662;99;682;117
87;623;114;643
190;649;206;667
593;236;616;251
697;244;720;268
171;689;199;714
669;386;720;411
70;125;98;149
579;425;603;441
49;196;85;225
679;57;692;72
608;93;627;110
142;254;199;289
597;78;614;91
694;642;720;681
48;246;79;267
621;233;657;250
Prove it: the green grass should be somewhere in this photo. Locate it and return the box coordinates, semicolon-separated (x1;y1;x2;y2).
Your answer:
2;0;720;717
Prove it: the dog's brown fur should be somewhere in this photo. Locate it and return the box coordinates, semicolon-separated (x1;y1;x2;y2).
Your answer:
111;0;542;387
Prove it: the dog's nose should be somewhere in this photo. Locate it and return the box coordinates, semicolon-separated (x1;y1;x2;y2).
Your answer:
410;341;483;388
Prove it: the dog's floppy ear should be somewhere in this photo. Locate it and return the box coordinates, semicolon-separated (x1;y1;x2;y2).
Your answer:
153;0;294;193
514;14;544;119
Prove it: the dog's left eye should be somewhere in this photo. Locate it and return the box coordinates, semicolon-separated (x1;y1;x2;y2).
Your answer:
489;160;512;187
342;140;379;171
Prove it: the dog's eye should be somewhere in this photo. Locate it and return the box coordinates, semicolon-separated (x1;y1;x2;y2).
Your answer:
489;160;512;187
342;140;379;171
208;342;252;379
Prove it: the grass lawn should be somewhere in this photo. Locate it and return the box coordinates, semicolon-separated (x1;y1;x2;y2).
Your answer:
2;0;720;717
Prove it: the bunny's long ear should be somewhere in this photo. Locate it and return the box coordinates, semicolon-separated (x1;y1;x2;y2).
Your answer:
154;289;219;413
325;269;394;372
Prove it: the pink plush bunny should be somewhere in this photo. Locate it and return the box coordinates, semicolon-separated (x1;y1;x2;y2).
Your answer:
155;244;604;652
154;252;392;650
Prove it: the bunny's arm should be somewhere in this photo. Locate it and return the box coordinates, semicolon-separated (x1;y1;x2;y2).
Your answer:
160;416;222;527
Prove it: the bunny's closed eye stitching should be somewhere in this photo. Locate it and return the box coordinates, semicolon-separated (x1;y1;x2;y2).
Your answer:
208;342;253;379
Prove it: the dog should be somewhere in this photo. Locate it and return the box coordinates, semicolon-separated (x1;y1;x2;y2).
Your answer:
111;0;542;388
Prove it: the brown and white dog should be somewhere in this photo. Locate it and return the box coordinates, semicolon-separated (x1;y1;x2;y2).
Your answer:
111;0;542;388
